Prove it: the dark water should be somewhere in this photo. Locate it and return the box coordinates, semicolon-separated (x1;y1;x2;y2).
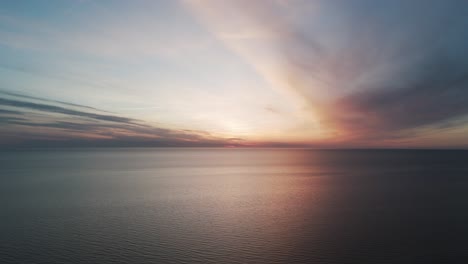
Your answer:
1;149;468;264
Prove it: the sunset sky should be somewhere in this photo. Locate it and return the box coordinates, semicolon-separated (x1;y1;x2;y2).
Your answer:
1;0;468;148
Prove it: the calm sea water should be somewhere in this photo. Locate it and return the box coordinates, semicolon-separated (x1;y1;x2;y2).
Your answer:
1;148;468;263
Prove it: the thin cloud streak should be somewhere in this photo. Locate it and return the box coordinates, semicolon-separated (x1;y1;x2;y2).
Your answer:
0;90;107;113
0;95;241;148
0;97;137;124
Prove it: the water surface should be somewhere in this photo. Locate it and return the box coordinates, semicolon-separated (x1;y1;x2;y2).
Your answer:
1;149;468;263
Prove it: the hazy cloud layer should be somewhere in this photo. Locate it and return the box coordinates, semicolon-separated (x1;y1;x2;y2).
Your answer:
186;0;468;146
1;1;468;148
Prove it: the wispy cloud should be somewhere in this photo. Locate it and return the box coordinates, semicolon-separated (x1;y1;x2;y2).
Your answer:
0;93;240;148
0;97;137;124
185;0;468;146
0;90;109;112
0;108;23;115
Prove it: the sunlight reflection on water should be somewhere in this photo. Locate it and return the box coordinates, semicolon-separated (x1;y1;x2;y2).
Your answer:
1;148;468;263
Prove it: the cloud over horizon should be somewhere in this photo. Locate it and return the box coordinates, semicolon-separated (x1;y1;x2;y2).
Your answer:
185;0;468;147
0;91;241;148
1;0;468;148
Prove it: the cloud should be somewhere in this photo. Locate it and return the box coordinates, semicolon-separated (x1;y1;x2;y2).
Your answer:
0;108;23;115
0;97;137;124
185;0;468;146
0;115;26;123
0;93;240;148
0;90;106;112
309;0;468;140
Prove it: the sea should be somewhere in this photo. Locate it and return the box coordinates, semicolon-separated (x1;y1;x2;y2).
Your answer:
1;148;468;263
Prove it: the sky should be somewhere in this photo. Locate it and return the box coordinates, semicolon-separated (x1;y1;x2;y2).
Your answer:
1;0;468;148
